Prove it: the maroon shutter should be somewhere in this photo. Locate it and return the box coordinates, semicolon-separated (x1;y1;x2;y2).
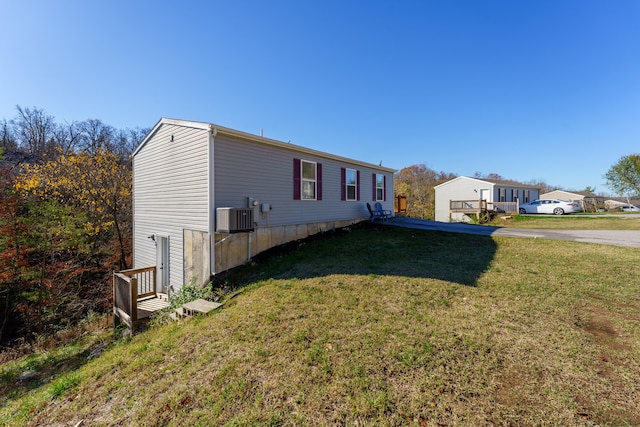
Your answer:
356;170;360;201
341;168;346;201
372;174;376;200
293;158;301;200
383;175;387;201
317;163;322;200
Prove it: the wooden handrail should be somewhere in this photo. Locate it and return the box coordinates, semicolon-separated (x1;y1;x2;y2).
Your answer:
113;272;138;323
449;199;487;211
119;266;156;299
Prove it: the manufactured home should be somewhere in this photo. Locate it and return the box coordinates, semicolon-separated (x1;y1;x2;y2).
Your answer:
128;118;394;293
435;176;540;222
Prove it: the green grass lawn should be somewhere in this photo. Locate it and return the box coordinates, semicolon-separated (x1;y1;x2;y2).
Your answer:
2;223;639;426
491;214;640;230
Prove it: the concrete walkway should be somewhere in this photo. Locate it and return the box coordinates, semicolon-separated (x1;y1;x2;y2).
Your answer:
385;217;640;248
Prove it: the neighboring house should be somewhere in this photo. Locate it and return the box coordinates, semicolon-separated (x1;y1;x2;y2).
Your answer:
434;176;540;222
131;118;395;292
540;190;604;212
604;198;640;210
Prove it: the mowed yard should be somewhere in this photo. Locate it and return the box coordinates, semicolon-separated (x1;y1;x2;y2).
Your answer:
2;221;640;426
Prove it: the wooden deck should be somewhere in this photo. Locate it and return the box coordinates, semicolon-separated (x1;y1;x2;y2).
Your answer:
113;266;169;334
137;295;170;319
449;200;520;223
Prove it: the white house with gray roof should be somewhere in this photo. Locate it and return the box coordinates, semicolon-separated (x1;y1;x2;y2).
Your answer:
131;118;395;292
435;176;540;222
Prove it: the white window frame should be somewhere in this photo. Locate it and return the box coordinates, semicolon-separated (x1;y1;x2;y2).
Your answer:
524;190;530;203
346;168;357;201
301;160;317;200
499;188;506;202
375;174;384;201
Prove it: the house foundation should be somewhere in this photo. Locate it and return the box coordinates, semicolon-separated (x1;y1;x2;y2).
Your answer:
183;218;362;286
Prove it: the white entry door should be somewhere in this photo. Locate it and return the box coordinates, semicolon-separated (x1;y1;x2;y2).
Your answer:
156;236;169;294
479;189;490;202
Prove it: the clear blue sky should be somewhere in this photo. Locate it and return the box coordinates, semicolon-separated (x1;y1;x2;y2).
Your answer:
2;0;639;194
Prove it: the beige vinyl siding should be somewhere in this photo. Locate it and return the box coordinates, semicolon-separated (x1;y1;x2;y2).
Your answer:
213;135;392;227
133;123;209;287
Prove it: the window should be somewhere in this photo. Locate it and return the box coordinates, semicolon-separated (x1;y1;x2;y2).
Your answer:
341;168;360;201
374;174;385;201
293;159;322;200
524;190;530;203
499;188;506;202
302;160;316;199
512;189;518;202
346;169;357;200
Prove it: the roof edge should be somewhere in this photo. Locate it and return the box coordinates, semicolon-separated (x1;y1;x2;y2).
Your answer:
133;118;396;173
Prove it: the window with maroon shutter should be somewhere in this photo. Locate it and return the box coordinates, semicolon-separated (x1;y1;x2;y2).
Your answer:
295;158;320;200
345;168;357;201
374;174;385;201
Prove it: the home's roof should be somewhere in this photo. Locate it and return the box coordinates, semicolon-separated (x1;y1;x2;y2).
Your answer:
134;118;396;173
542;190;605;199
481;178;541;189
435;175;540;189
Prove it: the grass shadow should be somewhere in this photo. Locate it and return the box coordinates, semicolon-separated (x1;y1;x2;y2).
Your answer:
219;222;497;288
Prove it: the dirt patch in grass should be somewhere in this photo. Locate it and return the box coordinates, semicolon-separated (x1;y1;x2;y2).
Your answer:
572;300;640;425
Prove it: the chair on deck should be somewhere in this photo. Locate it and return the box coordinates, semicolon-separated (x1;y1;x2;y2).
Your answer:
367;202;385;222
375;202;392;219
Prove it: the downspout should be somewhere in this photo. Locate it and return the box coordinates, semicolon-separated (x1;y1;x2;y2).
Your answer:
209;125;217;275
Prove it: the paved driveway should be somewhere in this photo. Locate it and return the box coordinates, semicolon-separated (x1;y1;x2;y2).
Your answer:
386;217;640;248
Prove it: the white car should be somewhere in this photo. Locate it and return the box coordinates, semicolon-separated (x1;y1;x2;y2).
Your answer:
519;199;581;215
618;205;640;212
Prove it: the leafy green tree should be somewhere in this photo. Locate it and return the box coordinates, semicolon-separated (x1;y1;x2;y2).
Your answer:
604;154;640;196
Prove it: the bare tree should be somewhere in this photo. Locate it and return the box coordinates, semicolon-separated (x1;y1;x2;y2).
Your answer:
0;119;17;155
14;105;56;156
77;119;115;155
111;127;147;161
53;121;81;154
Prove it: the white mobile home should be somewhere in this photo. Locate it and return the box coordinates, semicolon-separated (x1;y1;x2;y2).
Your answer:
131;118;395;292
435;176;540;222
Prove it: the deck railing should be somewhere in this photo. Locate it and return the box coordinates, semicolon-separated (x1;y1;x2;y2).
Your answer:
119;266;156;299
450;200;520;214
449;199;488;212
113;272;139;325
113;266;156;330
488;201;519;214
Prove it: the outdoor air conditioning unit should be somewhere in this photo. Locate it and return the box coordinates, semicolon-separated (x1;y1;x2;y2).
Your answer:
216;207;254;233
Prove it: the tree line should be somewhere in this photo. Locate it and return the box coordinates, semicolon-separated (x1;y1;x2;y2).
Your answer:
0;106;148;347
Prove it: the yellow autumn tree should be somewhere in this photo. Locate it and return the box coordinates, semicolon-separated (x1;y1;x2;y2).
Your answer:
16;148;132;269
394;164;457;219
